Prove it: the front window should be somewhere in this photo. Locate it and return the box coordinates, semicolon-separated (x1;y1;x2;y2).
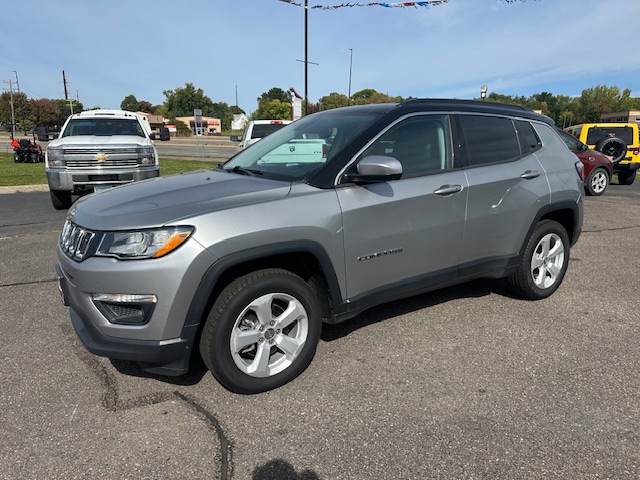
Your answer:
222;112;380;182
62;118;145;137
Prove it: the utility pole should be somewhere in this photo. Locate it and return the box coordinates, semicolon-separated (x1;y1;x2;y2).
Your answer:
348;49;353;106
63;70;73;115
2;80;17;139
304;0;308;115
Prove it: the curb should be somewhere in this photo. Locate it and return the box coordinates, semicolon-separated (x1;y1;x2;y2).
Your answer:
0;184;49;195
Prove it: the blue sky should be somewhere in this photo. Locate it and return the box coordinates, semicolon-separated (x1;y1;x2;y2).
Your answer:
2;0;640;115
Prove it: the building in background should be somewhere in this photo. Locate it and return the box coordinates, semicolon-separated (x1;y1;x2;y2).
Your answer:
600;111;640;123
176;116;222;136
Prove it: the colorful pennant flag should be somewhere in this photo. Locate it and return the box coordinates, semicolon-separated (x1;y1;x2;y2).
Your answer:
278;0;535;9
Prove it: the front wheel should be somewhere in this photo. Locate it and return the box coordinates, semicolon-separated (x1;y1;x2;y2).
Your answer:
585;167;609;196
50;190;73;210
507;220;570;300
617;170;636;186
199;269;322;394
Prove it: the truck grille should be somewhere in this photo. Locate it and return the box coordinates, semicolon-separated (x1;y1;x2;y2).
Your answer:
66;159;138;168
63;148;139;155
60;219;96;261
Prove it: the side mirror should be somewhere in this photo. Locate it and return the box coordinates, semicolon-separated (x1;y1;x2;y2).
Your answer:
344;155;403;183
149;133;156;140
230;135;239;142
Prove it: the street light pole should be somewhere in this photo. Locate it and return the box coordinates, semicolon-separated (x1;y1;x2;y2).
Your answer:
348;48;353;106
304;0;308;115
12;71;20;94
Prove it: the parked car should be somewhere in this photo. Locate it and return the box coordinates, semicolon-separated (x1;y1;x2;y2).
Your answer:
45;109;159;210
56;99;584;394
230;119;292;150
564;123;639;185
557;129;613;196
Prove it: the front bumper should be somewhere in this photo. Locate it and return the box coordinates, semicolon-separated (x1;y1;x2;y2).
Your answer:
47;166;159;192
55;235;217;375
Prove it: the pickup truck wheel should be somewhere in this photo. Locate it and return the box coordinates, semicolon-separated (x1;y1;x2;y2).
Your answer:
617;170;636;185
50;190;73;210
585;167;608;196
199;269;322;394
507;220;570;300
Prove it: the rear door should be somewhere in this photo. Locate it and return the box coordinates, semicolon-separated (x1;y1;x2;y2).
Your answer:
456;115;551;270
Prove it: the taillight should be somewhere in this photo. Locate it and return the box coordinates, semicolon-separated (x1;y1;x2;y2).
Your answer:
633;147;639;155
322;144;327;159
574;160;585;181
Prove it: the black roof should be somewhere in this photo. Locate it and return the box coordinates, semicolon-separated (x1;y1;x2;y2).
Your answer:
320;98;555;126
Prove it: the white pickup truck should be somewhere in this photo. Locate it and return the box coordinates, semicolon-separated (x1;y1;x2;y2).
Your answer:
231;120;292;150
45;109;159;210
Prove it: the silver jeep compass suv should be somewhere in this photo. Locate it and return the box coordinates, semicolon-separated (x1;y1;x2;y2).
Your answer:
56;99;584;393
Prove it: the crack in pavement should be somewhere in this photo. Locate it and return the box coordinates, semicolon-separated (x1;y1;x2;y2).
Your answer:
60;323;234;479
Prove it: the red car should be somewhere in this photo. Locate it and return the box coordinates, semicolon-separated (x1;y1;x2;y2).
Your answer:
558;129;613;196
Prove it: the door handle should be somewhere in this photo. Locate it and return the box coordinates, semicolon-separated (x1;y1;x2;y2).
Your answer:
434;184;463;196
521;170;541;179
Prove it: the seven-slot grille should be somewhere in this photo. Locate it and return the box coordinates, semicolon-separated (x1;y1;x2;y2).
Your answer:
60;219;96;261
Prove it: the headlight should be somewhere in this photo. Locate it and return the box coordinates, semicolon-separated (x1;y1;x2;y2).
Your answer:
138;146;157;165
97;226;193;259
46;146;65;167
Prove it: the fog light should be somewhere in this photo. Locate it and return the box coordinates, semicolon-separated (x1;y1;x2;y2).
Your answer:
91;293;157;325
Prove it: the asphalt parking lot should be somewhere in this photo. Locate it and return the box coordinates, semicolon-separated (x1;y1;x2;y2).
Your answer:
1;182;639;479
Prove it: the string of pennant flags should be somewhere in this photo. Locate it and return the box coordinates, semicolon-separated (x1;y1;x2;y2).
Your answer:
278;0;535;9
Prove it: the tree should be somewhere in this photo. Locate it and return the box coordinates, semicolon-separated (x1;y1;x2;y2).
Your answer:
138;100;154;113
30;98;59;128
258;88;291;105
350;89;403;105
318;92;349;110
209;102;235;131
576;85;634;123
252;99;291;121
162;83;214;118
120;94;140;112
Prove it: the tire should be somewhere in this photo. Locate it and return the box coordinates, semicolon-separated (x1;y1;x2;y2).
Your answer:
617;170;636;186
13;153;20;163
507;220;570;300
50;190;73;210
31;152;39;163
199;268;322;394
595;137;626;162
585;167;609;196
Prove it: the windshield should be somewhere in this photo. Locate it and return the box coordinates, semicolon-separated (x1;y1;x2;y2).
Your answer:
62;118;146;137
222;112;379;181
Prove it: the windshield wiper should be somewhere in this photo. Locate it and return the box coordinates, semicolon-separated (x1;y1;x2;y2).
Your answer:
228;166;263;176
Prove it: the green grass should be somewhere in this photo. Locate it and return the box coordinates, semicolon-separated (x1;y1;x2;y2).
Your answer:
0;152;220;187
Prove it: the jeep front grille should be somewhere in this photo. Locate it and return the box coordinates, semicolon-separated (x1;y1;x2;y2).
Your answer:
60;219;96;261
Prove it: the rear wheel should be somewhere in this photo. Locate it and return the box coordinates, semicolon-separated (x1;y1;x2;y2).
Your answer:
507;220;570;300
50;190;73;210
617;170;636;185
585;167;608;196
199;269;322;394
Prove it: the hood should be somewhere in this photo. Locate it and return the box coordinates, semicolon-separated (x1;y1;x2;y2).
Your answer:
49;135;152;147
71;169;292;231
